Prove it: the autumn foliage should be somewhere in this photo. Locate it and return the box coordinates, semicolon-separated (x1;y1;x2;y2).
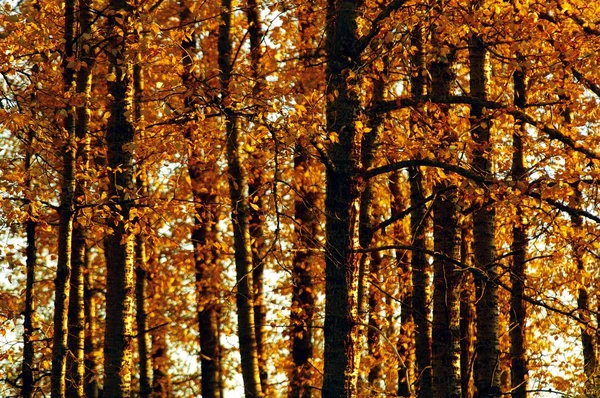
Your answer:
2;0;600;397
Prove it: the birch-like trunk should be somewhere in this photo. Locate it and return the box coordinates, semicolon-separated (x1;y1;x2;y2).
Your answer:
430;34;462;398
103;0;136;395
51;0;76;393
218;0;263;395
469;33;501;398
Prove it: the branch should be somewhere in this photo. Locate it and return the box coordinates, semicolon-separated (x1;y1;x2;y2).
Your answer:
365;158;488;183
369;95;501;114
509;109;600;161
527;191;600;224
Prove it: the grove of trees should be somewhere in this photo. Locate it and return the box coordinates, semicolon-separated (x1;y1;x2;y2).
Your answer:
2;0;600;396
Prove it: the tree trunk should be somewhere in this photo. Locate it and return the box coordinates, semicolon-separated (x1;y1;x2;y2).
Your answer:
431;36;462;398
103;0;136;395
132;49;153;398
179;3;223;397
289;3;319;395
218;0;263;395
409;166;433;397
460;225;475;398
135;237;152;398
509;56;528;398
246;2;268;390
469;34;501;398
432;189;462;398
389;171;413;397
22;128;37;398
51;0;77;393
322;0;366;396
66;3;94;393
84;246;100;398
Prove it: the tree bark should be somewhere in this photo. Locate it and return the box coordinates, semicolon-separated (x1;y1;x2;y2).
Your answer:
509;55;528;398
218;0;263;395
460;225;475;398
180;3;223;396
289;3;319;395
22;128;37;398
245;2;268;391
132;48;153;398
322;0;366;396
430;32;462;398
66;2;94;393
84;246;99;398
432;188;462;398
103;0;136;395
469;34;501;398
51;0;77;393
408;23;432;397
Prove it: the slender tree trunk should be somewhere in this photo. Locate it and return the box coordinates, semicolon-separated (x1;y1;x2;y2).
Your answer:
460;225;475;398
430;35;462;398
322;0;366;396
405;24;430;397
84;246;99;398
409;166;433;397
218;0;263;395
574;185;596;386
135;237;152;398
179;4;223;397
367;250;383;393
360;51;388;395
289;3;319;395
469;33;501;398
509;56;528;398
432;189;462;398
66;3;94;394
150;301;173;397
51;0;77;393
389;171;413;397
245;2;268;387
132;49;153;398
22;128;37;398
103;0;136;395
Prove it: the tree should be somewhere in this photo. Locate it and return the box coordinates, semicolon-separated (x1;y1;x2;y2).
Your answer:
103;0;137;395
218;0;263;394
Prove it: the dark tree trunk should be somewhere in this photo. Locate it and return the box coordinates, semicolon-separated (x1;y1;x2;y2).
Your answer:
289;3;319;395
509;56;528;398
135;238;152;398
322;0;366;396
430;32;462;398
405;24;429;397
179;3;223;397
132;50;153;398
409;166;433;398
103;0;136;395
22;128;37;398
